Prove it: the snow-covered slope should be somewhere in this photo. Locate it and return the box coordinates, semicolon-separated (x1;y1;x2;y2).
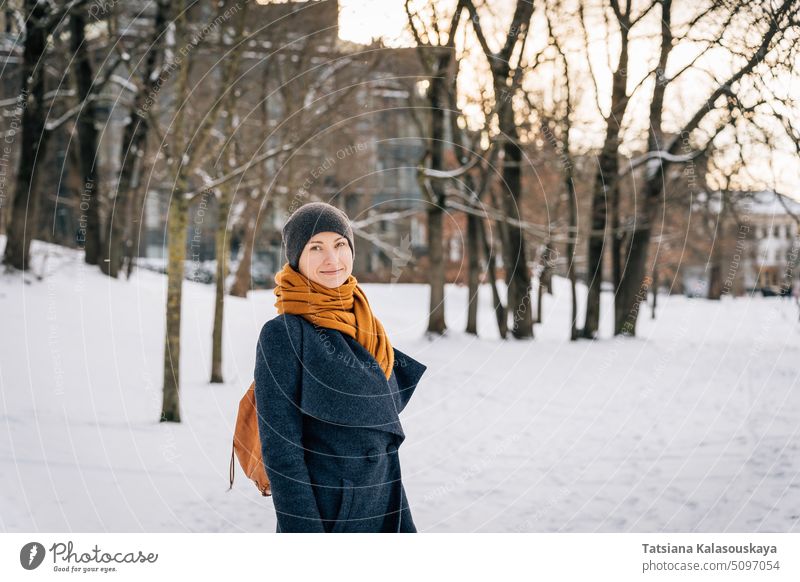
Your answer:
1;237;798;532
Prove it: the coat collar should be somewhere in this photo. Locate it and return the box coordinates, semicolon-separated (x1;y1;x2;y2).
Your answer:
289;314;427;441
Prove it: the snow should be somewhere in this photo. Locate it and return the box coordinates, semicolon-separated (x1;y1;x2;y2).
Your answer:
109;75;138;94
645;157;662;180
1;236;798;533
630;149;702;173
747;190;800;215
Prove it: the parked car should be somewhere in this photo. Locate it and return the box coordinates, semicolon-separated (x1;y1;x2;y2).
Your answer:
184;259;215;284
250;262;274;288
761;285;790;297
136;257;167;274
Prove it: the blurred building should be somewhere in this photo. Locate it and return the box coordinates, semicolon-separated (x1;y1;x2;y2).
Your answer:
131;0;431;285
741;191;800;294
680;190;800;297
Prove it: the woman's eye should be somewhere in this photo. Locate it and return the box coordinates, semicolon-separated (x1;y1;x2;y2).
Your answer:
309;242;343;251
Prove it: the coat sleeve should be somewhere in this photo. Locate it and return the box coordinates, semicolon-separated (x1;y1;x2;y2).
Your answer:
392;347;427;413
254;316;325;533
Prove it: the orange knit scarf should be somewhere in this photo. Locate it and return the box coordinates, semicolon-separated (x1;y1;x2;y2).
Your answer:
273;263;394;379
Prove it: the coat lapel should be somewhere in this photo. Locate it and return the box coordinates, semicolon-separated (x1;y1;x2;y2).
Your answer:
299;320;425;441
390;346;427;413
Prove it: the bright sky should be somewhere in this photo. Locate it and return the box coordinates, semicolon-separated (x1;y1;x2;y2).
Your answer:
338;0;410;44
334;0;799;196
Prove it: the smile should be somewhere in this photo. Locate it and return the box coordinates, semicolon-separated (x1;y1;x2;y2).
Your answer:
320;268;343;274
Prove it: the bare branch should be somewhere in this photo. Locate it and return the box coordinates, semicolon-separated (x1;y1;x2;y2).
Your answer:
182;143;296;200
665;0;799;157
421;154;480;179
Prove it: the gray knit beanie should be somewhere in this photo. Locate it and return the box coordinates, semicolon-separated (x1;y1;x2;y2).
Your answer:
281;202;355;271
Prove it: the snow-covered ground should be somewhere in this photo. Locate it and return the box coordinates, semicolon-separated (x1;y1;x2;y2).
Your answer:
1;237;798;532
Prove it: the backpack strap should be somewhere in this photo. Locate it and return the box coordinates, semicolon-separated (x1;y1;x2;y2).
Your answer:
228;440;235;491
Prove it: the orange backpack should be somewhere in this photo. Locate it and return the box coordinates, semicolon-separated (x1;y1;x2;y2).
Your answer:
228;381;271;496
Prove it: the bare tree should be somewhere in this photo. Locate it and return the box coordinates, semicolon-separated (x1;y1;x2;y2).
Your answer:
209;26;243;385
577;0;659;339
159;0;249;422
444;79;506;336
617;0;799;335
533;0;581;339
464;0;536;339
3;0;89;271
405;0;465;335
69;10;103;266
104;0;173;278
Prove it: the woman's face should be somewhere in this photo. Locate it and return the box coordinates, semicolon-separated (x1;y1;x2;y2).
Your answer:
297;231;353;288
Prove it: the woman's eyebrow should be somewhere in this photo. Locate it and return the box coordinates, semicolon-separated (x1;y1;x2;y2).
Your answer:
308;236;346;245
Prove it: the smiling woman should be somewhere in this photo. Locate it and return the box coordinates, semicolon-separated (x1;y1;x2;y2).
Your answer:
280;202;356;285
254;201;428;533
298;232;354;289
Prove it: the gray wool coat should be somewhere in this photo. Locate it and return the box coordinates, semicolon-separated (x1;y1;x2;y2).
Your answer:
253;313;427;533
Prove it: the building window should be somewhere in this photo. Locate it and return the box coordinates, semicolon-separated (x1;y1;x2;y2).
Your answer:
411;216;425;246
449;237;462;262
370;249;381;273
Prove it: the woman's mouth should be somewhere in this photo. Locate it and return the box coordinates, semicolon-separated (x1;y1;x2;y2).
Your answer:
320;268;343;275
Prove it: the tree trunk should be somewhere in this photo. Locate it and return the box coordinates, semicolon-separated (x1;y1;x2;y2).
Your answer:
122;172;146;279
614;0;672;336
650;267;659;319
466;210;480;335
229;196;264;297
615;194;658;336
70;12;103;267
3;0;51;271
425;73;448;336
615;230;652;336
536;277;543;324
611;186;622;313
566;167;579;341
210;185;230;383
107;0;171;278
582;196;605;339
582;12;631;339
161;185;188;422
536;240;554;324
707;251;724;299
500;125;533;339
478;214;507;338
426;205;447;334
707;201;726;300
210;102;238;383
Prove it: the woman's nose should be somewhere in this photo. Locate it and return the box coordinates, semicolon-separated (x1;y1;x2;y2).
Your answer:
322;247;338;263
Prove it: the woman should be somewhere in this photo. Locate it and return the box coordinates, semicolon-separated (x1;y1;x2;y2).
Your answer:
254;202;428;533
